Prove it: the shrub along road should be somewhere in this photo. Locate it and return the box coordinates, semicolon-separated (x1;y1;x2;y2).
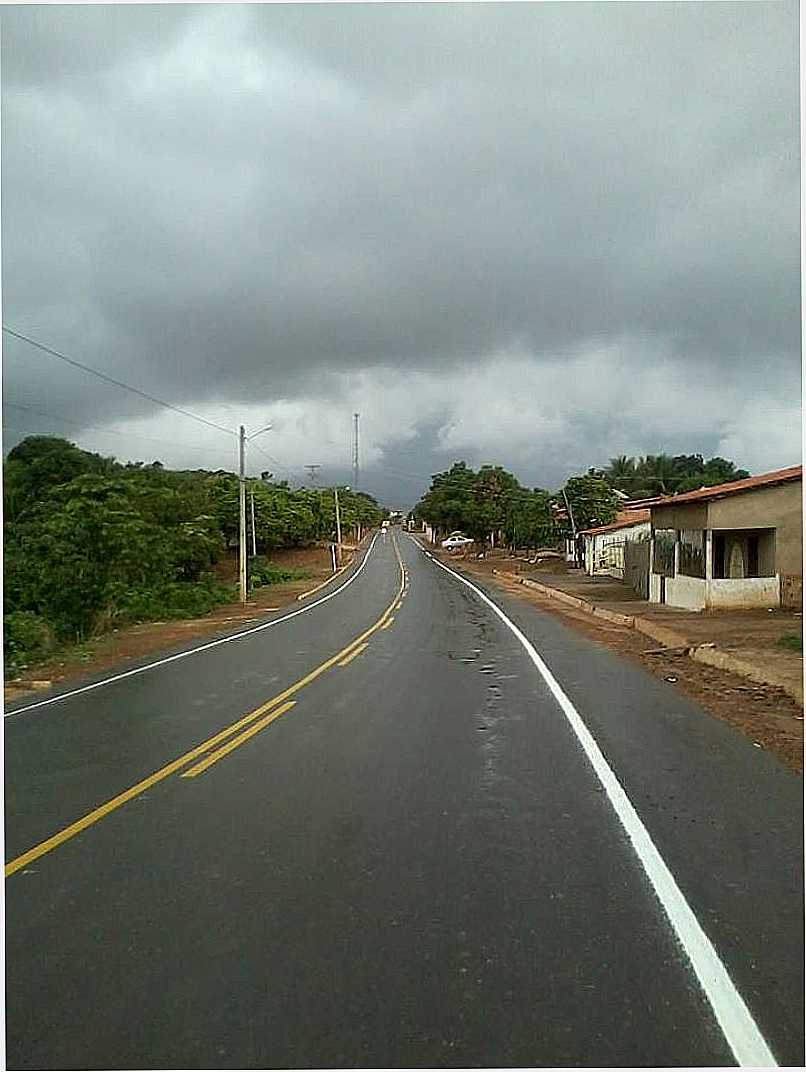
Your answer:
5;529;802;1068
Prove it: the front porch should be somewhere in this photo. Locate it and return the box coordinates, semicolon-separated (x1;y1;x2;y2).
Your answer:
649;526;780;610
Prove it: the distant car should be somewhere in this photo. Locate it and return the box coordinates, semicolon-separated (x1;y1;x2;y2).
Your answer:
441;534;474;550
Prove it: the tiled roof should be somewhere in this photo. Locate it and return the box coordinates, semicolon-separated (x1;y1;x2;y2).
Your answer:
650;465;802;508
581;509;651;536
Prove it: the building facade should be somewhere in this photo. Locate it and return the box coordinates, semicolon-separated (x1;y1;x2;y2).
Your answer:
647;466;802;610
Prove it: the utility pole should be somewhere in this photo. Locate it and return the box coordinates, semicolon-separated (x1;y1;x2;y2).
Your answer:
334;485;343;566
305;464;321;485
250;486;257;557
352;413;360;490
238;420;273;605
239;425;247;604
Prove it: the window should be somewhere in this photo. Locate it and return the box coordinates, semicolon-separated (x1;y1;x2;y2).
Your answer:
652;529;675;576
679;529;705;578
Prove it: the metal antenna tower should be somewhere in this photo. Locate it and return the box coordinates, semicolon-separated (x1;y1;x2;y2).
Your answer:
352;413;360;490
304;464;321;486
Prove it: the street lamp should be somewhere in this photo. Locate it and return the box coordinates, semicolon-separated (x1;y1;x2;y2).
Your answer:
238;421;273;604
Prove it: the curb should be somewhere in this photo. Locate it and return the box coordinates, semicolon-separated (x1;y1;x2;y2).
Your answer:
690;645;804;705
490;568;803;707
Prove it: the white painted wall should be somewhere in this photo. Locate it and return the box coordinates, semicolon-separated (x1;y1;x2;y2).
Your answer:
707;576;781;609
662;574;781;610
665;575;707;610
586;522;651;578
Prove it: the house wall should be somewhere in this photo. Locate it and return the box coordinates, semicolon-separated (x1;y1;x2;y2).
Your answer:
707;577;781;609
585;522;650;577
665;574;706;610
649;573;663;603
651;503;707;531
707;482;802;575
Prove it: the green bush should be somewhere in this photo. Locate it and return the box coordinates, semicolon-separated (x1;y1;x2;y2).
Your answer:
778;633;803;654
4;611;54;675
112;575;234;624
248;557;308;592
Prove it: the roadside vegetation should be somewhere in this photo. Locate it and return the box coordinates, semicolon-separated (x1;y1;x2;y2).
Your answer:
414;463;623;547
777;633;803;654
3;436;384;676
415;452;751;548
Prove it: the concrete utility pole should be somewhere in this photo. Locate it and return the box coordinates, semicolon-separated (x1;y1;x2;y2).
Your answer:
238;421;273;605
239;425;247;604
250;486;257;558
334;485;343;566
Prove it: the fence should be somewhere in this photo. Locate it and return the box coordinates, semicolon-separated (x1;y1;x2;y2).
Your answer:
624;539;651;599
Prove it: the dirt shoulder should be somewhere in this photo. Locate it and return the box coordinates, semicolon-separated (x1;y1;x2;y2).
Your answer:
4;545;348;708
436;550;803;774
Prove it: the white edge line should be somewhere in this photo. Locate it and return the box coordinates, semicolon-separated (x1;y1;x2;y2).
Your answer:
419;540;777;1068
5;532;380;719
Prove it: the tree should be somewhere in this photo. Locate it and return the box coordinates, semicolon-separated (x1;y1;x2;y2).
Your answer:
604;455;637;493
416;463;481;540
4;436;111;523
503;488;555;548
634;454;681;496
559;475;619;532
676;456;750;493
474;465;521;543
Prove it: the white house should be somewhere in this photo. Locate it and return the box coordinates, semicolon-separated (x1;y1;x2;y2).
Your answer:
581;509;651;579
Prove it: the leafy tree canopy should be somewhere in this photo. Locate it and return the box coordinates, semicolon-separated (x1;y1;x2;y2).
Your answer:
3;436;386;652
601;452;750;498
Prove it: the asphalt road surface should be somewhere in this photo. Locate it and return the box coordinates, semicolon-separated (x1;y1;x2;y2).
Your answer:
5;529;803;1069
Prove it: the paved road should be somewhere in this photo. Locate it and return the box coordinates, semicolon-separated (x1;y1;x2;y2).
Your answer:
5;530;803;1068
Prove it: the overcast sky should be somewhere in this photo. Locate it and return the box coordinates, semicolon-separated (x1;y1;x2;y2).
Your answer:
2;2;800;508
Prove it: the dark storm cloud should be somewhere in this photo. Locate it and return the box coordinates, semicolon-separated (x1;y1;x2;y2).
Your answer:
1;3;799;500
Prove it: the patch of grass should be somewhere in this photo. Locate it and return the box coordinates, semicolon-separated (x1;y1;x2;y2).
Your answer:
777;633;803;654
248;557;309;593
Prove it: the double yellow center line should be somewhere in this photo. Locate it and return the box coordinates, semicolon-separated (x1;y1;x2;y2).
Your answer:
6;534;407;879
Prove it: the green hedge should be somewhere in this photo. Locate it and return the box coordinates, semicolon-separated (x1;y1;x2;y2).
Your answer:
4;611;54;675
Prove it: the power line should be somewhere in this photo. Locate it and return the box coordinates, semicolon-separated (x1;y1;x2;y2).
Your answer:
3;326;235;439
248;440;302;482
2;400;229;459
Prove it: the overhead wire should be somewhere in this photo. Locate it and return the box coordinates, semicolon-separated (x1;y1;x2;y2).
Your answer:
248;440;304;483
2;400;231;461
3;326;236;439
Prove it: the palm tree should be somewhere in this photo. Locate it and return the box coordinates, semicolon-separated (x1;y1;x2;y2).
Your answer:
605;455;637;492
636;454;681;496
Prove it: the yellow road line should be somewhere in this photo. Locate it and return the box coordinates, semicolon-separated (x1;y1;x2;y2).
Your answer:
337;642;369;668
381;617;394;630
6;546;407;879
181;702;296;778
295;564;348;601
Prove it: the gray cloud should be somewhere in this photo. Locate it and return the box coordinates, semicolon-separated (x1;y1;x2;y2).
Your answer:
1;2;800;503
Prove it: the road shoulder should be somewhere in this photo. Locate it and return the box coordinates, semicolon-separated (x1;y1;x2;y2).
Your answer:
426;546;803;773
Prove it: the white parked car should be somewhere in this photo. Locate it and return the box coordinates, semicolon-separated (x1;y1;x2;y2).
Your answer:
441;534;474;550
